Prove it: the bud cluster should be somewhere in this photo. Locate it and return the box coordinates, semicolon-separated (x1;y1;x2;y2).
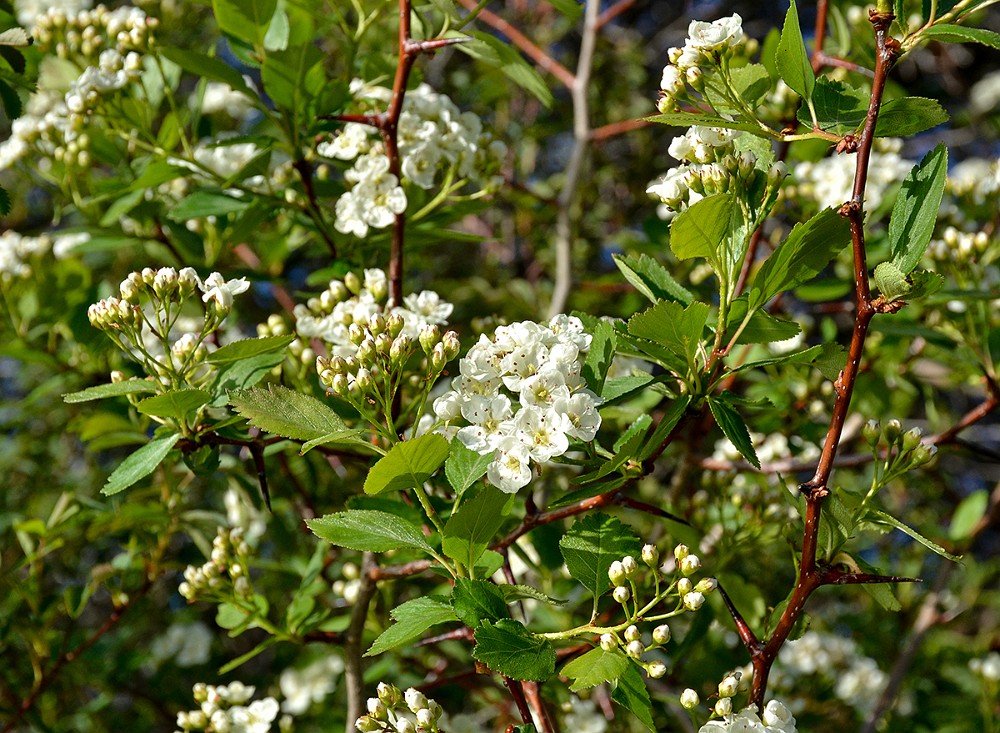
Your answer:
32;5;158;63
176;681;282;733
179;527;252;601
257;314;317;379
862;419;937;473
354;683;443;733
926;226;991;265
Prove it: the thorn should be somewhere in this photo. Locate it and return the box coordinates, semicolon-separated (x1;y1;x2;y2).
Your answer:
405;36;472;55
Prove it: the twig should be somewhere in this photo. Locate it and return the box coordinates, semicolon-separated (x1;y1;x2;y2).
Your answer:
548;0;600;318
344;551;378;733
596;0;636;30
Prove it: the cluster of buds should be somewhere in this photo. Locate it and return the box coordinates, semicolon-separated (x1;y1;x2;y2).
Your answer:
257;314;316;379
711;671;748;717
926;227;991;265
176;681;282;733
179;527;252;601
33;5;158;62
862;419;937;472
87;295;142;331
599;543;717;677
118;266;201;304
355;684;443;733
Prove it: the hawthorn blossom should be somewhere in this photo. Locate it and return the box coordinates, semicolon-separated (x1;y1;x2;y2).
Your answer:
686;14;744;51
200;272;251;310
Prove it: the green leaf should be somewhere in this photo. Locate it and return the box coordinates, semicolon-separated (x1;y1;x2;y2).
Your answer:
919;23;1000;50
582;320;616;396
262;40;325;112
873;261;910;302
949;490;988;541
136;389;211;420
211;351;291;398
442;486;511;569
730;343;846;381
776;0;815;101
213;0;276;47
499;585;566;606
160;48;254;96
748;207;851;311
364;433;450;495
102;433;180;496
708;394;760;468
639;394;691;461
600;373;655;403
444;440;493;496
64;380;158;403
559;513;642;598
366;596;457;657
262;5;289;50
456;31;553;108
207;335;294;364
307;510;434;553
670;193;739;271
905;270;945;300
612;253;694;305
888;144;948;274
229;384;359;440
611;662;656;730
561;647;629;692
0;78;22;119
451;578;508;626
473;619;555;681
797;77;867;133
646;112;773;137
726;297;802;344
627;300;710;363
866;508;962;561
874;98;948;137
167;191;251;221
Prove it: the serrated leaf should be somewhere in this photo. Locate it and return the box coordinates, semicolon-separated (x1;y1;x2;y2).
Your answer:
582;320;615;395
873;261;910;302
646;112;773;137
442;486;511;569
628;300;710;363
456;31;553;108
262;40;325;113
731;343;846;381
612;253;694;305
776;0;814;102
874;98;948;136
136;389;211;420
905;270;945;300
229;385;355;441
866;508;962;561
888;144;948;274
708;394;760;468
726;298;802;344
160;47;254;96
102;433;180;496
611;662;655;730
211;350;291;397
670;193;739;271
451;578;508;626
207;335;294;364
64;380;159;403
473;619;555;681
307;510;434;553
639;394;691;461
167;191;251;221
748;207;851;311
599;373;655;403
0;28;30;47
364;433;450;495
798;77;867;133
919;23;1000;50
366;596;457;657
213;0;276;47
562;647;629;692
444;440;493;496
949;490;988;541
559;513;642;598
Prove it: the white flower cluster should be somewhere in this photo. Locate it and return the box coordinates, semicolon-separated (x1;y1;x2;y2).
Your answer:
279;655;345;714
926;226;991;264
792;139;913;210
65;48;144;114
970;651;1000;682
0;229;88;280
201;80;258;120
355;684;443;733
946;156;1000;210
295;268;453;358
657;14;746;112
431;316;599;493
319;80;506;237
16;0;91;30
647;126;786;219
698;700;797;733
559;696;608;733
148;621;213;669
31;4;156;59
176;682;280;733
178;527;252;601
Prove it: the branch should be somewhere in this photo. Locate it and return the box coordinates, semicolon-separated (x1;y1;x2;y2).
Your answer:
344;551;378;733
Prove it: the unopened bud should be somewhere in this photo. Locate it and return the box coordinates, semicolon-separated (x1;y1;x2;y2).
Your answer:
368;313;386;336
680;554;701;576
677;577;693;595
911;442;937;466
621;555;638;578
695;577;718;594
902;427;923;452
419;324;440;353
377;682;400;706
624;625;641;642
357;338;376;365
386;312;405;338
430;344;448;371
767;161;788;186
608;561;626;585
390;334;412;364
395;718;415;733
652;624;671;645
683;591;706;611
685;66;703;91
366;698;386;719
641;544;659;567
442;331;461;361
355;716;380;733
374;332;392;355
599;633;617;652
612;586;630;604
349;323;366;345
884;418;902;445
626;640;645;659
862;419;881;448
680;689;700;709
647;661;667;679
718;674;740;697
344;271;361;295
404;688;427;713
715;697;733;716
674;544;689;561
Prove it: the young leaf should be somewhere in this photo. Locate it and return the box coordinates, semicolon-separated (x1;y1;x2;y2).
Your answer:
874;98;948;137
212;351;295;398
949;490;989;541
627;300;710;363
726;298;802;344
646;112;773;137
776;0;814;102
747;207;851;311
102;433;180;496
866;508;962;561
798;77;867;133
581;320;616;396
261;41;325;114
307;510;434;553
136;389;211;420
561;647;629;692
442;486;511;569
888;144;948;274
229;385;354;441
456;31;553;108
559;513;642;598
366;596;457;657
669;193;738;270
206;335;294;364
499;585;566;606
611;662;656;730
167;191;251;221
445;440;493;496
364;433;450;495
612;253;694;305
213;0;277;47
708;394;760;468
451;578;508;626
473;619;556;681
873;261;911;302
639;394;691;461
919;24;1000;50
64;380;158;404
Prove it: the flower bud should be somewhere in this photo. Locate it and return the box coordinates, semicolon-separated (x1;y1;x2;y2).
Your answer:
674;544;689;562
344;271;362;295
884;418;902;445
355;367;373;392
911;443;937;466
390;334;412;365
652;624;671;645
375;332;393;355
718;674;740;697
404;688;427;713
442;331;461;361
418;324;441;354
368;313;386;336
621;555;639;578
647;661;667;679
612;586;630;604
600;633;617;652
624;625;641;642
683;591;706;611
355;716;381;733
901;426;923;452
680;689;700;709
386;312;405;338
677;578;693;595
366;698;386;719
685;66;704;91
349;323;367;345
331;373;349;396
767;160;788;187
357;338;376;366
695;577;718;594
608;561;626;585
680;554;701;576
626;640;645;659
641;544;659;567
714;697;733;717
862;419;881;448
377;682;401;706
431;344;448;371
395;718;415;733
415;708;436;727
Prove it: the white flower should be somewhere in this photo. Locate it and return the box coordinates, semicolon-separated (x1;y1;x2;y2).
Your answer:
513;406;570;462
280;656;345;714
647;167;689;204
318;123;371;161
487;436;533;493
661;64;684;94
686;14;743;51
551;392;600;441
201;272;251;310
229;697;280;733
148;622;212;668
402;290;454;324
561;696;608;733
457;394;514;453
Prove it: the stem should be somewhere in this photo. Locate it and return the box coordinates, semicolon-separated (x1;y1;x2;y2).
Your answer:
344;552;378;733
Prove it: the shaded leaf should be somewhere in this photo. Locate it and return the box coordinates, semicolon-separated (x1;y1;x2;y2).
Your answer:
612;253;694;305
366;596;457;656
646;112;773;137
451;578;508;626
582;320;616;396
102;433;180;496
307;510;434;553
442;486;511;569
364;433;450;495
611;662;655;730
866;508;962;561
213;0;276;47
167;191;251;221
455;31;553;108
919;23;1000;50
708;394;760;468
562;647;629;692
888;144;948;274
64;380;158;403
949;490;988;541
473;619;555;681
136;389;211;420
559;513;642;598
207;335;294;364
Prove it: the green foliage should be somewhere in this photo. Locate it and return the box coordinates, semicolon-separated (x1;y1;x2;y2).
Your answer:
776;0;815;103
366;596;457;656
101;433;180;496
363;433;450;495
307;510;435;553
472;619;556;681
561;647;629;692
887;144;948;274
559;513;642;599
441;486;511;570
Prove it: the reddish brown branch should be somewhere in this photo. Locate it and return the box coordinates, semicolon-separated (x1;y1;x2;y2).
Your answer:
596;0;636;30
590;118;649;142
931;378;1000;446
